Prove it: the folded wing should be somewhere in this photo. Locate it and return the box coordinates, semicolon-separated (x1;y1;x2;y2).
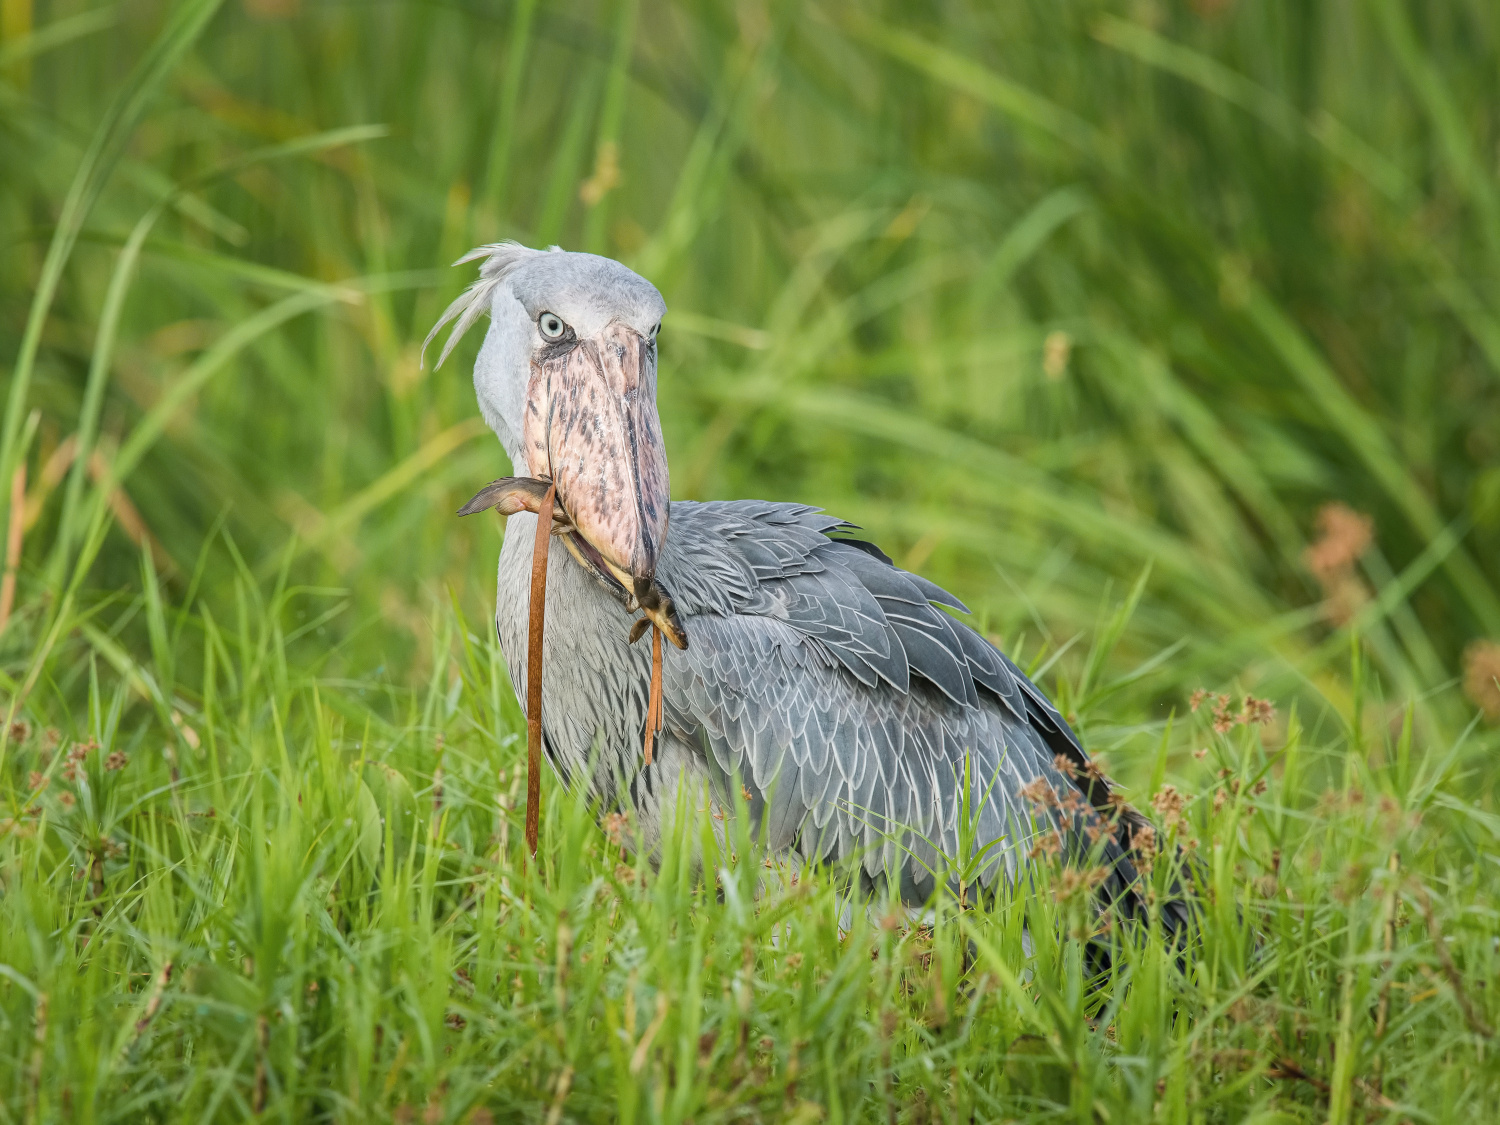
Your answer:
655;500;1143;906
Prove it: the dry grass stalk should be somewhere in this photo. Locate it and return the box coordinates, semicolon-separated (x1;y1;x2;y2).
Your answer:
22;434;77;530
0;460;26;631
1414;883;1494;1039
122;959;175;1061
28;991;47;1118
19;435;170;572
630;993;669;1075
544;1064;575;1125
1375;854;1400;1042
135;960;174;1033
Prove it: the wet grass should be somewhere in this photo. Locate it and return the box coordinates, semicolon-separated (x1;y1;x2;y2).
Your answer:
1;0;1498;1120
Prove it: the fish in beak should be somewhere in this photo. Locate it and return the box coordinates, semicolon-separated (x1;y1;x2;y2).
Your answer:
460;321;685;649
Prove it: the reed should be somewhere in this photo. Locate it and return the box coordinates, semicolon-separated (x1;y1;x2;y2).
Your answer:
1;0;1497;1118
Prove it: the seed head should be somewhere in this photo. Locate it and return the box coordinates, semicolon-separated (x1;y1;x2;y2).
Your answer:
1463;640;1500;721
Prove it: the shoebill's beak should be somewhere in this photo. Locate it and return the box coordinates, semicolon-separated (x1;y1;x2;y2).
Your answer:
522;320;684;647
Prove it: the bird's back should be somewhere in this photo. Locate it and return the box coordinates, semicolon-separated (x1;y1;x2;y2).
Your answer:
497;498;1168;918
648;500;1160;912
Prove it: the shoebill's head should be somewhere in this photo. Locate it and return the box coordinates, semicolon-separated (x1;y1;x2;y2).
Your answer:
426;242;670;598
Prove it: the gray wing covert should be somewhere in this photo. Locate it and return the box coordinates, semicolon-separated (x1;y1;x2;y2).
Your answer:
654;500;1094;899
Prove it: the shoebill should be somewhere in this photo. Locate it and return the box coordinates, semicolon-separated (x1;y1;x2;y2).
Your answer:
426;241;1180;925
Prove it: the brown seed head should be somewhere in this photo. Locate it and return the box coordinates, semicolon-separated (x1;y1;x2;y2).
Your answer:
1462;640;1500;721
1150;784;1186;830
1133;824;1158;865
1304;502;1374;583
1304;502;1374;624
1241;695;1276;726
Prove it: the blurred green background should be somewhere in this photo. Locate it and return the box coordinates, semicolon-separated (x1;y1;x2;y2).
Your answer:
4;0;1500;749
5;4;1500;1118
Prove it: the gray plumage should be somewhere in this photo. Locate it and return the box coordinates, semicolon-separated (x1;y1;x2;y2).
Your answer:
498;499;1155;914
436;240;1175;926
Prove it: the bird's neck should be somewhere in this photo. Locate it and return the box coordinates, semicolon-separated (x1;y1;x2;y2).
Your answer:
472;322;531;475
490;413;526;477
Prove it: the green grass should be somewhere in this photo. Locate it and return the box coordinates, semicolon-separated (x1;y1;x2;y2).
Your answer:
2;0;1499;1119
2;564;1497;1121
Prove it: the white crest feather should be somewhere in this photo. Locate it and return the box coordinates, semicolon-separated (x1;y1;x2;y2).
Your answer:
421;241;548;370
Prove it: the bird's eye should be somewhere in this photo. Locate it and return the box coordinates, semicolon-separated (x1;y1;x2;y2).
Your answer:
651;322;661;339
538;312;567;340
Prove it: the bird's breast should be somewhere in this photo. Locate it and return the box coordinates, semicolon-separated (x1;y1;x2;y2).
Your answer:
495;513;656;796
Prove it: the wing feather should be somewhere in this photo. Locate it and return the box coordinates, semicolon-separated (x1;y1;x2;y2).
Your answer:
655;500;1131;903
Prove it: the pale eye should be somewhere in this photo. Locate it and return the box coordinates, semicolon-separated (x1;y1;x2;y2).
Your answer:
651;322;661;339
538;312;567;340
